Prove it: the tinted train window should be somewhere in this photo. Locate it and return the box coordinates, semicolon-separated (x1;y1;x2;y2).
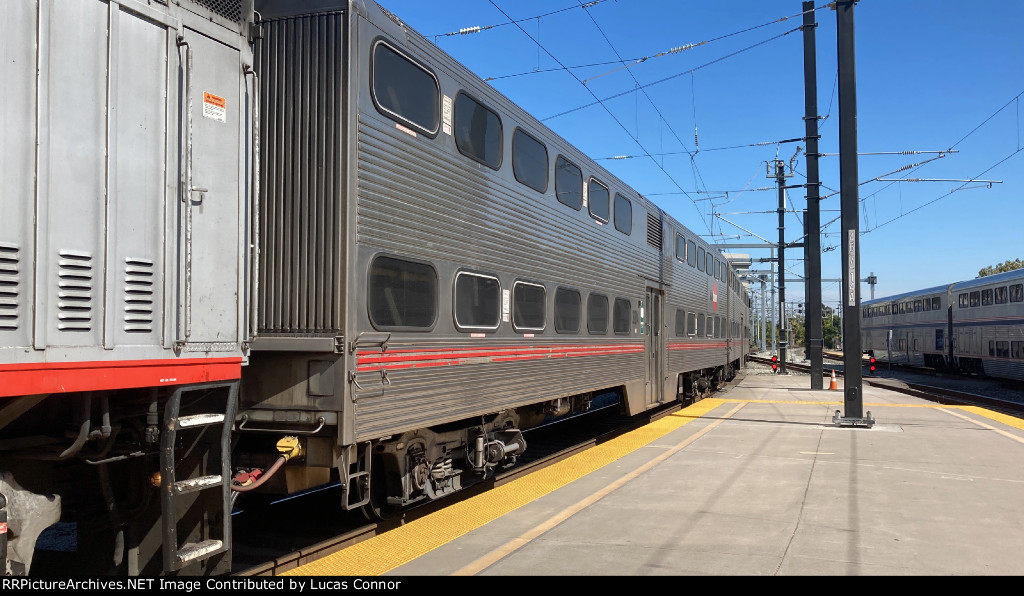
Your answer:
995;286;1008;304
981;288;993;306
554;287;581;333
513;281;545;331
959;293;968;308
587;293;609;334
454;92;502;169
371;42;439;135
705;253;713;277
613;298;630;334
914;300;922;312
454;272;500;330
697;313;705;336
687;240;696;267
675;309;686;336
675;234;685;263
368;256;437;329
614;194;632;234
687;312;697;336
697;247;705;272
555;156;583;210
969;291;980;307
588;179;610;222
1011;284;1024;302
512;128;548;192
932;297;941;310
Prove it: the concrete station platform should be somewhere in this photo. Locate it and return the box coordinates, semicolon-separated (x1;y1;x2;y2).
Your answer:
281;369;1024;576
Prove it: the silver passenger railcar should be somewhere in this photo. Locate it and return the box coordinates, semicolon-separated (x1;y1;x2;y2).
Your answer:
862;268;1024;380
240;0;749;521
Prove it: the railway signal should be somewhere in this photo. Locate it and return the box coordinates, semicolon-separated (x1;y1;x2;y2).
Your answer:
868;356;876;376
771;354;778;373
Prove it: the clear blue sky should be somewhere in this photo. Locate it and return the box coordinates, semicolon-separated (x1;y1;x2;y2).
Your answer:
376;0;1024;310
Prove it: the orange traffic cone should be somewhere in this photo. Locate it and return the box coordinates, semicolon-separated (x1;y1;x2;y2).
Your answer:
829;369;838;391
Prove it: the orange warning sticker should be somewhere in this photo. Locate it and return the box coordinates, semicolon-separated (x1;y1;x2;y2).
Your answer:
203;92;226;122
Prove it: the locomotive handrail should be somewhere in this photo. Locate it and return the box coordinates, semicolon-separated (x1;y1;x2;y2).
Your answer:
348;331;391;354
237;414;326;435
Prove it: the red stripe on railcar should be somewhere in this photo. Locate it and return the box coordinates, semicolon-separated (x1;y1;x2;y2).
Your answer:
355;343;644;373
0;358;243;398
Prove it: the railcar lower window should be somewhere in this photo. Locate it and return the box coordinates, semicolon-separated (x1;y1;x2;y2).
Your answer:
371;42;440;136
554;287;581;333
588;179;609;223
454;272;500;330
587;293;609;334
614;194;632;235
454;92;502;170
697;313;705;336
675;308;686;336
368;256;437;329
613;298;631;334
686;313;696;336
512;281;545;331
512;128;548;192
555;156;583;210
1012;341;1023;359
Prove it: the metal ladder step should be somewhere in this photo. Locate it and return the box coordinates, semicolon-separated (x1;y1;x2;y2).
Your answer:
172;474;223;495
175;539;224;565
175;413;225;429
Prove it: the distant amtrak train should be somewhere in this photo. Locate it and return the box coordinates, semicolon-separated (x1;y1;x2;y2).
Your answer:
861;268;1024;380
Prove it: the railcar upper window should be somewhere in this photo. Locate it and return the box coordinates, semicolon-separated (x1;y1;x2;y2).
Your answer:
697;247;705;272
687;241;696;267
994;286;1008;305
512;128;548;192
588;179;610;223
555;156;583;210
981;289;993;306
371;42;440;135
675;234;685;263
705;253;713;277
368;256;437;329
587;293;609;334
969;291;980;307
454;272;500;330
1010;284;1024;303
454;92;502;170
613;298;631;334
512;281;545;331
959;293;968;308
554;287;582;333
914;300;922;312
931;297;941;310
614;194;632;235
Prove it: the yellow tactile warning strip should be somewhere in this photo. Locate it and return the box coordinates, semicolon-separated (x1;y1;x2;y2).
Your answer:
285;398;729;576
286;398;1024;576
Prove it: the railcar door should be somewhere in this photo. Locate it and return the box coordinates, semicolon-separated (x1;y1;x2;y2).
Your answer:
645;287;665;406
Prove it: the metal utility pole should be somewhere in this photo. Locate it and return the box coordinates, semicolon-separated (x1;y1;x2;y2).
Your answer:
772;160;788;373
769;250;776;352
802;0;824;389
834;0;873;427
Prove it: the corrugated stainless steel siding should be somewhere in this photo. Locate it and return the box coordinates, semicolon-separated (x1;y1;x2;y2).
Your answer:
256;12;346;333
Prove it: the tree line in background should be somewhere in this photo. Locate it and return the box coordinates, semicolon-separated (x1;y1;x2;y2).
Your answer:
979;259;1023;277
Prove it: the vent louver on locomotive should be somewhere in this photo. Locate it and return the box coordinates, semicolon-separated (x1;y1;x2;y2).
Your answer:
0;243;18;330
57;250;93;332
646;211;663;250
124;258;155;333
187;0;243;23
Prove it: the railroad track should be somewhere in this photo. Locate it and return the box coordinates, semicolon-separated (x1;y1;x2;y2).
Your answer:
748;355;1024;417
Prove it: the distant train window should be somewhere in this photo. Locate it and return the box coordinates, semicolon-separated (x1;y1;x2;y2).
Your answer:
932;297;941;310
675;309;686;336
913;300;921;312
697;313;705;336
922;299;930;312
512;128;548;192
454;271;500;330
368;256;437;329
614;194;632;234
554;287;581;333
997;341;1009;358
588;179;610;222
587;293;609;334
935;329;944;351
994;286;1008;304
981;288;993;306
687;312;697;336
371;41;440;136
1011;284;1024;303
969;291;979;307
714;259;721;280
697;247;705;272
512;281;545;331
959;293;968;308
555;156;583;210
1012;341;1023;359
687;241;696;267
454;92;502;170
613;298;631;334
675;234;686;263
